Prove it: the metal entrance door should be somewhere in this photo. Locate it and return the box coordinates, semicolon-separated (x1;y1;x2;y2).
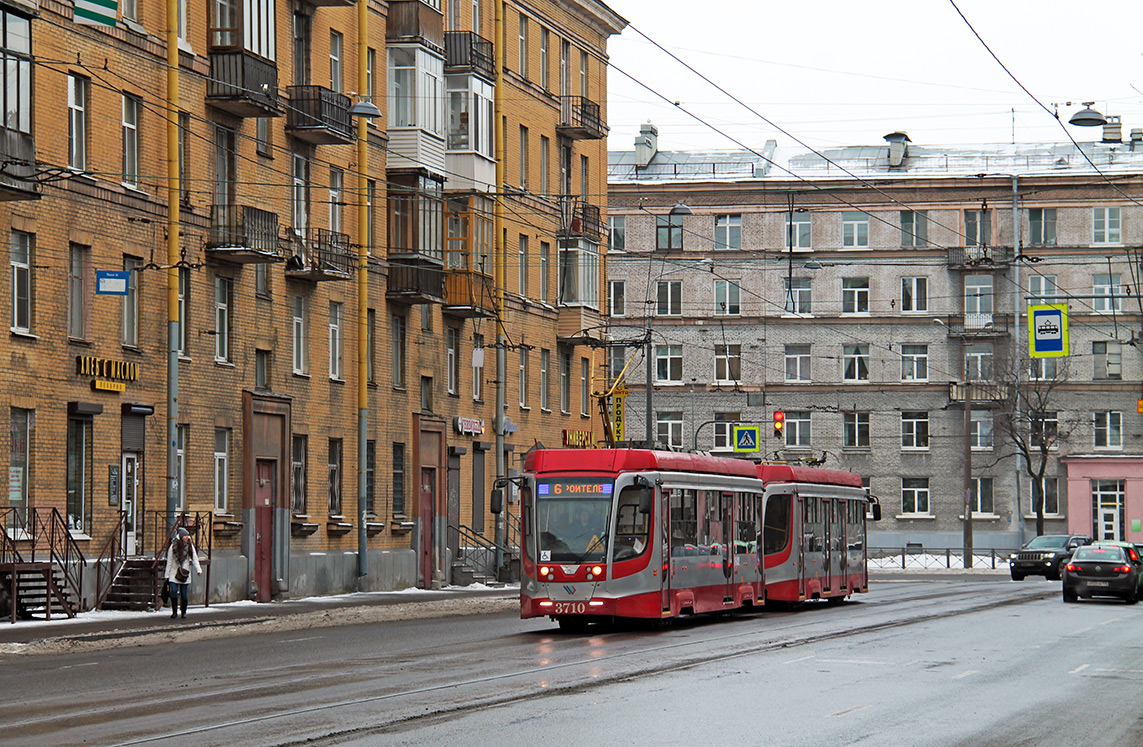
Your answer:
420;467;436;589
254;460;275;602
121;453;140;555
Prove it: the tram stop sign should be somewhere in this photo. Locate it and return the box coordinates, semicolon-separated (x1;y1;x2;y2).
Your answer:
1029;304;1069;358
732;425;760;453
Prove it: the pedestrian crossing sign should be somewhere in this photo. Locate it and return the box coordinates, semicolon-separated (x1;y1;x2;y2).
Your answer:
733;425;760;452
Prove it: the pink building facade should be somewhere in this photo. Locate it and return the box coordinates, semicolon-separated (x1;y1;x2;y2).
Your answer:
1062;456;1143;543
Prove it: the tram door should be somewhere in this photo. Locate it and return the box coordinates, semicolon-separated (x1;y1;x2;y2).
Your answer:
797;492;807;600
721;491;734;602
660;487;671;614
822;499;832;593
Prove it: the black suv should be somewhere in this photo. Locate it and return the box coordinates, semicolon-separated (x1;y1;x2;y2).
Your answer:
1009;534;1092;581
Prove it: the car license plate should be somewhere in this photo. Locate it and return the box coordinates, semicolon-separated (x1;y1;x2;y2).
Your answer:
1087;581;1109;587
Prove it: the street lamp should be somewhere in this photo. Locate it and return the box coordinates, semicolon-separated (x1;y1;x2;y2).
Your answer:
1068;103;1107;127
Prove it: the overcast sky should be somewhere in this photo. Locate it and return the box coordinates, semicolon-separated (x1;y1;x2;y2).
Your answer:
605;0;1143;154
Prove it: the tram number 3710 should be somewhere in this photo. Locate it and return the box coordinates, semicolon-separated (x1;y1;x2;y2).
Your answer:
553;602;587;615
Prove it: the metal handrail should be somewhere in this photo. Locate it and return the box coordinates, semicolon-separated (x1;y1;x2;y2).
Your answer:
451;523;510;581
505;512;521;553
93;511;128;610
0;507;26;564
148;511;214;608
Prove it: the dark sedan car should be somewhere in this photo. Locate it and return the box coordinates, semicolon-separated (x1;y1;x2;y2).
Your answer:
1009;534;1092;581
1062;545;1143;604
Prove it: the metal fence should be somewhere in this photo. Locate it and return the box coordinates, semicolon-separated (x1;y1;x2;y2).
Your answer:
868;545;1012;570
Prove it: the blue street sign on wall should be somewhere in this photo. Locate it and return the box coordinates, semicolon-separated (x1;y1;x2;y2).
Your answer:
96;270;131;296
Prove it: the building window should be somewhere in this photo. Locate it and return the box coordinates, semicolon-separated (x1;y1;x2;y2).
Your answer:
1093;273;1123;313
366;308;376;383
214;429;230;514
901;277;927;312
517;125;528;189
965;209;991;247
714;214;741;250
1093;207;1121;244
11;230;32;334
580;358;590;416
539;27;549;90
1028;274;1059;303
785;344;811;382
392;443;406;515
842;345;869;382
784;277;811;314
255;349;270;389
558;239;599;309
473;333;484;401
177;266;189;356
329;168;343;234
538;134;550;195
122;94;141;187
66;417;93;533
173;424;187;510
608;346;625;380
1030;356;1059;382
785;410;811;447
842;211;869;248
255;263;269;299
214;276;231;362
842;277;869;314
785;212;811;250
517;13;528;78
329;30;343;91
1094;411;1122;449
656;214;683;250
178;112;191;203
608;216;626;252
540;349;550;410
901;344;928;381
901;411;929;450
68;244;90;340
388;45;444;135
901;478;930;515
328;302;343;380
843;412;870;448
1031;411;1058;449
714;279;740;316
657;280;681;316
539;242;550;302
365;440;376;515
900;210;928;247
656;411;683;449
1029;208;1057;246
255;117;272;157
1094;341;1122;380
328;438;342;515
291;295;307;374
655;345;682;383
9;407;31;527
446;75;493;157
447;327;459;395
421;303;432;333
1032;477;1060;516
421;376;433;412
1;12;31;136
560;352;571;413
519;348;529;407
965;342;993;381
392;314;406;387
971;409;993;450
68;74;89;171
713;412;740;451
517;234;528;297
970;477;994;515
291;435;307;514
366;47;377;102
964;274;993;325
609;280;625;317
714;344;741;383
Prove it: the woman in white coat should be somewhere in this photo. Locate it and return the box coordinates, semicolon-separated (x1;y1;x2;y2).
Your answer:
164;527;202;619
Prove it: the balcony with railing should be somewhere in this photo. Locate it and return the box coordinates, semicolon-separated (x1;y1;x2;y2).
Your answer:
948;381;1010;403
947;245;1013;270
941;313;1012;337
387;255;444;304
387;0;444;48
558;96;605;140
207;50;281;118
283;228;355;281
443;268;495;317
206;205;285;264
444;31;495;80
558;197;604;240
285;86;353;144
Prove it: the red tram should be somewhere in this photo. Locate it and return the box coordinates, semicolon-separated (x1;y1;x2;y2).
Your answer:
519;449;878;629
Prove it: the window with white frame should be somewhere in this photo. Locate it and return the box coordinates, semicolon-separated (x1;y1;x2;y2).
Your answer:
329;30;343;91
785;277;811;314
1028;274;1059;303
214;276;231;362
714;214;741;250
1093;207;1121;244
608;346;625;380
517;13;528;78
328;438;342;515
657;280;681;316
964;274;993;326
655;345;682;383
712;412;739;451
785;344;811;382
539;242;550;302
580;358;590;416
1093;273;1123;313
785;212;811;250
177;266;189;356
970;477;994;514
389;45;444;135
714;279;740;316
1029;208;1056;246
901;477;930;515
901;344;928;381
66;416;93;532
392;442;406;515
842;277;869;314
472;333;484;400
329;302;343;380
68;74;88;171
518;234;528;297
292;295;307;374
1031;411;1058;448
540;349;550;410
1094;411;1122;449
122;94;141;187
609;280;625;317
1094;341;1122;380
900;210;928;247
329;168;343;234
122;256;140;347
518;125;528;189
446;327;459;394
656;411;683;449
965;209;991;247
785;410;810;448
214;428;230;513
842;211;869;248
446;74;493;157
843;412;870;448
68;243;90;340
842;345;869;382
1032;477;1060;516
9;407;31;526
965;342;993;381
539;27;549;90
714;344;740;383
901;276;927;312
971;409;993;449
291;152;310;238
11;230;32;334
1030;356;1059;381
558;239;599;308
608;215;626;252
518;348;529;407
901;411;929;449
291;435;307;514
175;424;187;511
560;352;571;413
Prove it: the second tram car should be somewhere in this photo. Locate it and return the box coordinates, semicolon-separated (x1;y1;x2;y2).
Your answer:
519;449;878;629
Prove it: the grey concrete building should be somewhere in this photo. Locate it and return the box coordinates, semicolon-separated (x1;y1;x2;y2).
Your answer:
606;123;1143;552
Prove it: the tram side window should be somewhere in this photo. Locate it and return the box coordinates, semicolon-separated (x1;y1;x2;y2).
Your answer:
764;493;791;555
804;496;823;552
849;500;865;550
670;488;698;554
614;485;651;561
702;491;728;553
736;493;759;554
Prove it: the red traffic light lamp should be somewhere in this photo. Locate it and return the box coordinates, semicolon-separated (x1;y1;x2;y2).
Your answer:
773;411;785;438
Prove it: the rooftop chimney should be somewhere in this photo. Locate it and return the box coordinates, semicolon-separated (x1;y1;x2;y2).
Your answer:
884;131;911;169
1102;116;1122;143
635;123;658;168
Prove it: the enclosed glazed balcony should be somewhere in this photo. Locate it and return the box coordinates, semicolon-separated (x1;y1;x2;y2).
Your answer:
443;269;495;318
444;31;495;80
387;255;444;304
207;50;281;117
206;205;285;264
285;86;353;144
387;0;443;48
557;307;603;344
557;96;605;140
947;245;1013;270
283;228;355;281
306;0;355;6
558;198;604;240
0;128;39;201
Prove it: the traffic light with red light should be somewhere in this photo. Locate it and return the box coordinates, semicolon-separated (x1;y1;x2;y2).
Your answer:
773;411;785;438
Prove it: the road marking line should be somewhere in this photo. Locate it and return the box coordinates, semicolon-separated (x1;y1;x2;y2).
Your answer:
1070;626;1094;635
830;705;870;717
953;670;977;680
1069;664;1090;675
783;655;815;665
59;662;98;670
283;636;323;643
820;658;886;665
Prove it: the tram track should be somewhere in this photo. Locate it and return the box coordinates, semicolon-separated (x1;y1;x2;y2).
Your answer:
80;581;1052;746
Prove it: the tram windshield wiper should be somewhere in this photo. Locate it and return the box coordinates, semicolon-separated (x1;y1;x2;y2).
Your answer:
571;508;611;566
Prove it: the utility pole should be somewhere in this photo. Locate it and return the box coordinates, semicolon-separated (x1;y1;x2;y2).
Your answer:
963;381;974;568
355;0;370;582
493;0;506;575
165;0;180;533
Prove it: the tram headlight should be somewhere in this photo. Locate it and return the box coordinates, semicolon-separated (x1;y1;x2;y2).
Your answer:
540;566;550;576
592;565;603;577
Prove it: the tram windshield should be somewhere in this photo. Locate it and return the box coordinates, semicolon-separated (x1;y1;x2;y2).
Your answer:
534;478;613;562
